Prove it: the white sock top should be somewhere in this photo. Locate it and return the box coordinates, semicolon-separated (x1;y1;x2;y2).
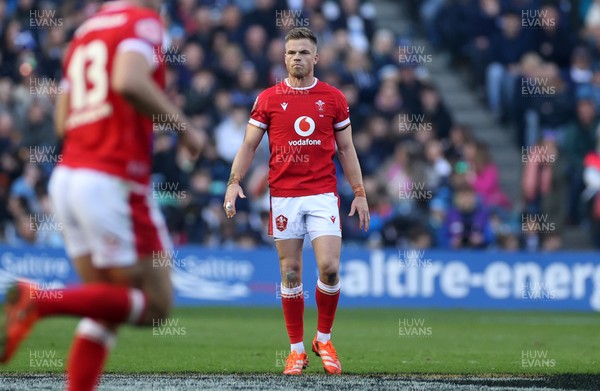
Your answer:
317;279;341;294
280;283;303;297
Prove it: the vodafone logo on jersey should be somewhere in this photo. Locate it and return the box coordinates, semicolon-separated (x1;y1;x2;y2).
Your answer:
290;116;321;146
293;116;315;137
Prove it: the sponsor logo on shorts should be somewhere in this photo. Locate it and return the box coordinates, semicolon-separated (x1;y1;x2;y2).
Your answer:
330;215;336;224
276;214;288;231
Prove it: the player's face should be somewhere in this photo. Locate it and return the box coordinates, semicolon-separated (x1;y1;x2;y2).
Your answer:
285;39;318;79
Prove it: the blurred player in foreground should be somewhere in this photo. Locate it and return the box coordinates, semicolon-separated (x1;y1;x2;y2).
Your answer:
223;27;369;375
0;1;203;390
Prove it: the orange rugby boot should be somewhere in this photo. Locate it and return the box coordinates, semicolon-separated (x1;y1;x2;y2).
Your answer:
312;336;342;374
282;350;309;375
0;281;40;363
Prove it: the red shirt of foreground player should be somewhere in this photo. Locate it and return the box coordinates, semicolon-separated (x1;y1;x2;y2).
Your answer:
60;3;165;185
249;78;350;197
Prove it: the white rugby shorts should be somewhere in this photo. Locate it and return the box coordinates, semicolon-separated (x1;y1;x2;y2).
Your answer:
269;192;341;241
48;166;171;268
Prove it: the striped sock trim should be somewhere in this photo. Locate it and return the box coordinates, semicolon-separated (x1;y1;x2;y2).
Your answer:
317;279;341;295
76;318;117;350
281;283;303;298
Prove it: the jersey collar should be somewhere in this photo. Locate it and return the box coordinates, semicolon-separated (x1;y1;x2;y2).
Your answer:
284;77;318;90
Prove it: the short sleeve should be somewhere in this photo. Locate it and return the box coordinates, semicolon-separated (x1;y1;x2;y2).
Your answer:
116;17;163;70
333;90;350;131
248;93;269;130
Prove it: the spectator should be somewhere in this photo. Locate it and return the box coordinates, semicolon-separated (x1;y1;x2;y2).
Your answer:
445;123;473;164
215;105;248;163
326;0;375;53
19;98;56;148
184;70;217;115
213;44;244;89
569;46;594;88
419;84;453;140
245;0;280;39
445;184;494;249
534;5;576;69
194;6;218;47
342;49;378;104
374;80;402;120
436;0;474;64
523;63;575;147
424;139;452;191
178;42;205;91
522;136;563;215
463;140;510;209
397;65;423;115
220;4;245;45
485;11;532;119
371;29;397;73
466;0;501;85
230;62;261;108
242;25;270;86
9;162;42;215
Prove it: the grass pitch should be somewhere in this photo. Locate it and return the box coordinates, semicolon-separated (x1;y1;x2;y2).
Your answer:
0;308;598;389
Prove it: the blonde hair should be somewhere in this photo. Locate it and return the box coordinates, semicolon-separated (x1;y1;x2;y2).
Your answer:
285;27;317;46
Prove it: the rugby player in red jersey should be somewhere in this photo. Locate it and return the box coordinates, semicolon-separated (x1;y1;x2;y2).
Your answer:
223;27;369;375
0;1;203;390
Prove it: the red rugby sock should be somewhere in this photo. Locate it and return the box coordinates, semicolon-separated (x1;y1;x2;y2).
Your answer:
67;319;116;391
281;284;304;344
32;283;145;324
316;279;340;334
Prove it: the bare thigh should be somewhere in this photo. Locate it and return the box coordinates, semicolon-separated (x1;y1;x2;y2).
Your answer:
311;235;341;285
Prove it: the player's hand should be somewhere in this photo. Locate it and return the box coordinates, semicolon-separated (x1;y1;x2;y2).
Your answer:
349;196;370;231
223;183;246;218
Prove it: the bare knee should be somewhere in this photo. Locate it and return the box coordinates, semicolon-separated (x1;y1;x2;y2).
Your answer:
281;262;302;286
133;258;173;326
138;276;172;326
319;264;339;286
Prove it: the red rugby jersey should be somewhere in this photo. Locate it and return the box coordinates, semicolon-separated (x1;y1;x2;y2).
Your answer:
60;1;165;184
249;78;350;197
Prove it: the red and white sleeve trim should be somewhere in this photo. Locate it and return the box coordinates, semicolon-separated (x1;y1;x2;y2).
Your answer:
116;38;157;71
248;118;268;130
333;117;351;130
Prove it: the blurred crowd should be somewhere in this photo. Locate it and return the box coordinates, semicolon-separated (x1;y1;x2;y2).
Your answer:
402;0;600;249
0;0;595;251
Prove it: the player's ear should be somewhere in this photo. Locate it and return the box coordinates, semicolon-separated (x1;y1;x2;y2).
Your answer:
313;52;319;65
